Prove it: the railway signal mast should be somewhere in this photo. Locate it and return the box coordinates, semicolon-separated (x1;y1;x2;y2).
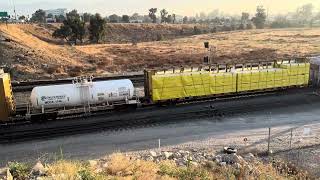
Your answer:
203;42;216;64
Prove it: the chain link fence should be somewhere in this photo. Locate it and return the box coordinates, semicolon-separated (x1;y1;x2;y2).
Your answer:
231;124;320;177
150;123;320;176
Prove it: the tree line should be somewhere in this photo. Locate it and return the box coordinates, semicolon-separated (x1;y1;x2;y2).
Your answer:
25;3;319;45
52;10;106;44
28;3;319;29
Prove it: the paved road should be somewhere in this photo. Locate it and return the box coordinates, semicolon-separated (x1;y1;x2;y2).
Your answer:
1;88;320;166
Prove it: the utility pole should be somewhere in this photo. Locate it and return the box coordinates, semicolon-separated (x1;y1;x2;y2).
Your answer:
10;0;17;20
289;128;293;149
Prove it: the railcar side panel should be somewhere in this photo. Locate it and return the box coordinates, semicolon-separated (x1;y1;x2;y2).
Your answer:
147;61;310;103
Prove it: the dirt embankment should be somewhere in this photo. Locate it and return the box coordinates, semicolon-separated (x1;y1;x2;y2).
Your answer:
0;24;319;81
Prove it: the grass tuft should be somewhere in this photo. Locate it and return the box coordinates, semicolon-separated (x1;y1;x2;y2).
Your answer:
47;160;83;180
8;162;31;180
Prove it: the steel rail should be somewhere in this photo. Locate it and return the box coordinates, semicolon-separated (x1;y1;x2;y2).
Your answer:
0;87;315;143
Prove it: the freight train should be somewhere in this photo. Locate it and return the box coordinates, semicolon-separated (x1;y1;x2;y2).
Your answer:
0;59;315;122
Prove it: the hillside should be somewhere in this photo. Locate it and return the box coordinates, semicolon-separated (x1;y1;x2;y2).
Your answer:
103;23;210;43
0;24;320;80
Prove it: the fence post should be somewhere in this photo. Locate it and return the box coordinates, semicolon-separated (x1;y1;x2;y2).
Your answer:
158;139;161;149
289;128;293;149
267;127;271;155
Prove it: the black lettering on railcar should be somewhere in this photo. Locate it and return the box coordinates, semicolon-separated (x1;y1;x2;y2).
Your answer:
41;95;66;104
118;87;129;96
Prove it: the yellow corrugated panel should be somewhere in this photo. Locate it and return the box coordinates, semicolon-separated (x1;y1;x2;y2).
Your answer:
151;62;310;101
258;81;268;89
216;73;236;87
259;81;268;89
184;86;197;97
201;73;211;82
274;80;284;87
239;84;247;91
0;73;15;121
274;70;284;81
161;87;186;100
203;84;212;95
209;86;215;94
297;75;306;85
181;74;194;86
289;68;299;76
298;67;307;75
251;73;260;83
164;76;184;88
279;63;310;76
281;78;290;86
259;71;267;82
239;83;259;91
152;89;161;101
189;74;201;85
266;71;275;81
215;74;226;86
209;75;216;85
238;73;251;84
289;76;298;86
306;63;310;73
152;76;165;89
250;83;259;90
282;70;289;78
267;81;276;88
223;86;236;93
193;84;205;96
214;87;225;94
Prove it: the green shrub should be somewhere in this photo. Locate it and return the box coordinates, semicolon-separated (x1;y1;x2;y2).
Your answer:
177;167;210;180
8;162;31;180
159;162;177;177
156;34;164;41
78;169;95;180
193;26;202;35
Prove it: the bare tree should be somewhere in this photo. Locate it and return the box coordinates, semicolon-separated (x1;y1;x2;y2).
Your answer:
294;4;314;27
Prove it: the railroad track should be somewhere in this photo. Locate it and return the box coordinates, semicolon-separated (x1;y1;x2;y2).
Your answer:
0;107;209;143
0;87;316;144
12;74;145;92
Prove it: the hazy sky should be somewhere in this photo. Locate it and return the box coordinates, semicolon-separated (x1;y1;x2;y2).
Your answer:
1;0;320;17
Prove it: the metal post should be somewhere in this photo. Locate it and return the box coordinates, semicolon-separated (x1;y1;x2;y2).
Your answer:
289;128;293;149
267;127;271;155
158;139;161;149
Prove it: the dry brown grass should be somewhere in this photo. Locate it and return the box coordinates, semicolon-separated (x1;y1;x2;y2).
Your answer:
7;153;313;180
46;160;84;180
1;23;320;80
75;28;320;72
105;153;164;180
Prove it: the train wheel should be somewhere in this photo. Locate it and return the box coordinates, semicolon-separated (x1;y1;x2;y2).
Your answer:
30;112;58;122
114;104;137;112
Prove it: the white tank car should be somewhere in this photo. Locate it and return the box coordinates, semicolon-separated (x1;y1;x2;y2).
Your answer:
30;79;135;109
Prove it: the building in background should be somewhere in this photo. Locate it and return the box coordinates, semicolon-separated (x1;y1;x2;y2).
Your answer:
44;8;67;17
